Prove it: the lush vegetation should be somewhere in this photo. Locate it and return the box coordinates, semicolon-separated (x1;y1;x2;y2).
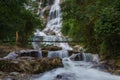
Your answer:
61;0;120;59
0;0;120;59
0;0;42;47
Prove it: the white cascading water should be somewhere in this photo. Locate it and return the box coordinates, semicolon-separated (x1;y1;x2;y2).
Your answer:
43;0;62;34
47;50;68;59
31;0;120;80
32;0;72;58
32;57;120;80
33;0;72;51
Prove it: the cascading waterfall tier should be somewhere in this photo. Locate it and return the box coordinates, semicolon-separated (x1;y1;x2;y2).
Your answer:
32;57;120;80
70;53;99;63
47;50;68;59
33;0;72;51
31;0;120;80
44;0;62;34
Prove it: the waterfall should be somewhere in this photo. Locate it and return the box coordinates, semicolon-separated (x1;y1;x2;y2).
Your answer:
30;1;120;80
44;0;62;34
33;0;72;50
70;53;99;63
47;50;68;59
32;57;120;80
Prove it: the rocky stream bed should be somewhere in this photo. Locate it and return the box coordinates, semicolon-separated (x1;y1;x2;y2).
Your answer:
0;46;120;80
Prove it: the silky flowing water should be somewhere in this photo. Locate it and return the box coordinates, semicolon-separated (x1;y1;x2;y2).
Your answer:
32;0;72;50
31;0;120;80
32;58;120;80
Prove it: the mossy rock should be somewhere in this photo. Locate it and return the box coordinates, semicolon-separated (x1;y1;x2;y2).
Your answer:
42;50;48;57
0;58;63;74
68;50;79;56
42;46;62;51
113;70;120;75
115;60;120;67
0;60;21;72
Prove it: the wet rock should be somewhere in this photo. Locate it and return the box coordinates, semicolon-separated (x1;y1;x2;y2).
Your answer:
73;45;83;52
18;50;42;58
113;70;120;75
56;74;62;79
71;53;84;61
3;50;42;60
115;60;120;67
3;51;18;60
42;50;48;57
69;51;89;62
9;72;20;76
0;60;20;72
42;46;62;51
68;50;79;56
2;48;77;59
55;73;76;80
0;71;7;77
0;58;63;74
0;72;31;80
98;59;120;75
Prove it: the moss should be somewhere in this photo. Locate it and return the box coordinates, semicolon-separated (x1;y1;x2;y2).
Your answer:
115;60;120;67
42;50;48;57
0;57;63;74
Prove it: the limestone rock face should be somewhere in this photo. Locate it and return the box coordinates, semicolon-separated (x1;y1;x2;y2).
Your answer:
0;58;63;74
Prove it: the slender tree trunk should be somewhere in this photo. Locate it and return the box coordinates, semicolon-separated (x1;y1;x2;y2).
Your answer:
16;31;18;46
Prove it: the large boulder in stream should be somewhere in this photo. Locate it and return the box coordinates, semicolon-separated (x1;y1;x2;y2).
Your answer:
42;46;62;51
55;73;76;80
3;50;42;60
0;58;63;74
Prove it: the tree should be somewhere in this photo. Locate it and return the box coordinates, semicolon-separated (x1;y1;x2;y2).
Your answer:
95;0;120;58
0;0;41;47
61;0;120;59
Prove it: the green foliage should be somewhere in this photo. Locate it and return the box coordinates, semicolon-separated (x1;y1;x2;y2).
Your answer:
94;2;120;57
0;0;42;47
61;0;120;58
61;0;98;53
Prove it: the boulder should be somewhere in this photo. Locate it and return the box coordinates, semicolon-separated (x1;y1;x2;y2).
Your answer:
115;60;120;67
0;58;62;74
42;50;48;57
3;50;42;60
42;46;62;51
18;50;42;58
0;72;31;80
73;45;83;52
3;51;18;60
55;73;76;80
